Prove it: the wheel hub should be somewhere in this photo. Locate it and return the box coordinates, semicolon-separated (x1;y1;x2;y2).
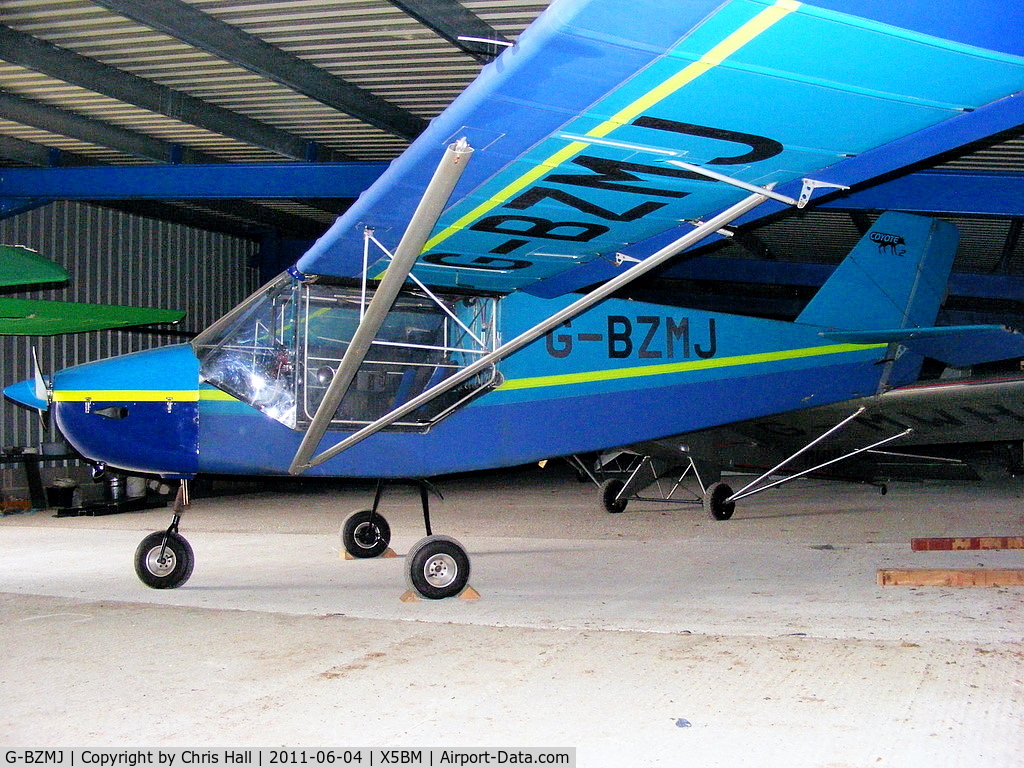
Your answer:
353;522;380;549
423;553;458;588
144;545;176;577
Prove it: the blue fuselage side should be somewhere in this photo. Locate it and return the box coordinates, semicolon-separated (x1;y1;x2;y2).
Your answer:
47;292;887;479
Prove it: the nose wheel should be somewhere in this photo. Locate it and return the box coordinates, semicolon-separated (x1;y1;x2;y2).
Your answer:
134;480;194;590
134;529;194;589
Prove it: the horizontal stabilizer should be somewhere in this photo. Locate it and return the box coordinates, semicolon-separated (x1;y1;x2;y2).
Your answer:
822;325;1024;368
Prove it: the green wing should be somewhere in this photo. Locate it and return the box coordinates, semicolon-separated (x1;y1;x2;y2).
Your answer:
0;297;184;335
0;245;69;288
0;244;184;335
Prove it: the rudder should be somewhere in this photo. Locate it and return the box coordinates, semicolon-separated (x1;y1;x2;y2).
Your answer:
796;212;958;332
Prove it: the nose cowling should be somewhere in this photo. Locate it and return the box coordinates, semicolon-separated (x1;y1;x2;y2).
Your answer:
51;344;200;476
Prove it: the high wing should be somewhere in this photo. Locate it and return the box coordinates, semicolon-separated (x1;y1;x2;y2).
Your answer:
0;243;185;335
296;0;1024;295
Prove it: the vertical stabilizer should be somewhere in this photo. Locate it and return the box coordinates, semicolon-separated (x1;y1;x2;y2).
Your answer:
796;212;958;331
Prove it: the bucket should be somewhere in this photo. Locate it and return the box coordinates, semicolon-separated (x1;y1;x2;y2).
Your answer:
46;485;76;508
126;476;147;498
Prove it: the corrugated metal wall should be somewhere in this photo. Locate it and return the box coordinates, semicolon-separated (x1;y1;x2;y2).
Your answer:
0;200;259;451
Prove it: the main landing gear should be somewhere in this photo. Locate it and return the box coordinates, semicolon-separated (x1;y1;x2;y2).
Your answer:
574;453;734;521
578;407;912;520
132;478;472;599
134;480;194;589
341;479;473;600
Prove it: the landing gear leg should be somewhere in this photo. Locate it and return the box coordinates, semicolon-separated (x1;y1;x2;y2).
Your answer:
134;480;195;589
343;480;473;599
404;479;472;599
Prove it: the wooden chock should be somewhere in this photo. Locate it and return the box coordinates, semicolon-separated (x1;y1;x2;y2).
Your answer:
342;547;398;561
878;568;1024;587
398;585;480;602
911;537;1024;552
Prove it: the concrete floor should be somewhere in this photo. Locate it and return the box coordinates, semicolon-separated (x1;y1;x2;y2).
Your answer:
1;465;1022;765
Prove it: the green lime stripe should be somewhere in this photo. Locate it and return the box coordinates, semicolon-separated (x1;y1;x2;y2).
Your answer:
496;342;884;392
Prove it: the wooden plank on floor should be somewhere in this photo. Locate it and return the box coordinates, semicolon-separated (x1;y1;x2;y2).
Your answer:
911;537;1024;551
877;568;1024;587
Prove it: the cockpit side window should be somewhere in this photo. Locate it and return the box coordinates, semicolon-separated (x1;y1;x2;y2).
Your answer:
193;274;497;431
300;286;497;428
192;273;300;427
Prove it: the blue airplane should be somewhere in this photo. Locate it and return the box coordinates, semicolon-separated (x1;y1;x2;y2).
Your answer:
8;0;1024;598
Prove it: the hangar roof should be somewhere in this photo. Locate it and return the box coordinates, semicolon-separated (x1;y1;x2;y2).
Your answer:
0;0;548;236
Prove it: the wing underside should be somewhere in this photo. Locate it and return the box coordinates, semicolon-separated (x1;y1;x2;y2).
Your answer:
642;375;1024;477
297;0;1024;294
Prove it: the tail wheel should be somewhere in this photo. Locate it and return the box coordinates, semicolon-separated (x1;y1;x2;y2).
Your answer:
703;481;736;521
134;531;194;589
406;535;470;600
341;509;392;558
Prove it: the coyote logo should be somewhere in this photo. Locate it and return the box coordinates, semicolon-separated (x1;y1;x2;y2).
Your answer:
870;231;907;256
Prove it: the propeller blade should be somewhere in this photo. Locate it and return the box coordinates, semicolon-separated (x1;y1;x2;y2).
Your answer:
32;347;48;405
3;348;51;414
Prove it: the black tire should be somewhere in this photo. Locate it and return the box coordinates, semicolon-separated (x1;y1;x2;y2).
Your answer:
134;531;194;589
600;477;627;514
341;509;392;559
405;535;470;600
703;481;735;521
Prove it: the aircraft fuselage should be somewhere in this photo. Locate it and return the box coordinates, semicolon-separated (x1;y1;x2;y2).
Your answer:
45;277;887;480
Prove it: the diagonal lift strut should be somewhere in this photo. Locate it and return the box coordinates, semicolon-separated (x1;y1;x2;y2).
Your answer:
291;187;777;473
288;138;474;475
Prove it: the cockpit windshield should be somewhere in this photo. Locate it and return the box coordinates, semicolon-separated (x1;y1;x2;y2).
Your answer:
192;273;498;430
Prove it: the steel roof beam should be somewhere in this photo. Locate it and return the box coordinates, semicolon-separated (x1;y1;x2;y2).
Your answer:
90;0;427;140
0;24;346;163
0;134;73;167
0;89;219;165
386;0;511;62
0;101;362;238
0;162;387;200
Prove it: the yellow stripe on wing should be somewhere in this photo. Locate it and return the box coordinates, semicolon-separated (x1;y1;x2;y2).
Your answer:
422;0;801;253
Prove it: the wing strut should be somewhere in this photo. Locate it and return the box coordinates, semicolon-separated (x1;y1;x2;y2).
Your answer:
289;187;776;474
288;138;474;475
725;408;914;504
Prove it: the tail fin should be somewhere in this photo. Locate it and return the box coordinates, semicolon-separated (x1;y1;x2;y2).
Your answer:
796;212;958;331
